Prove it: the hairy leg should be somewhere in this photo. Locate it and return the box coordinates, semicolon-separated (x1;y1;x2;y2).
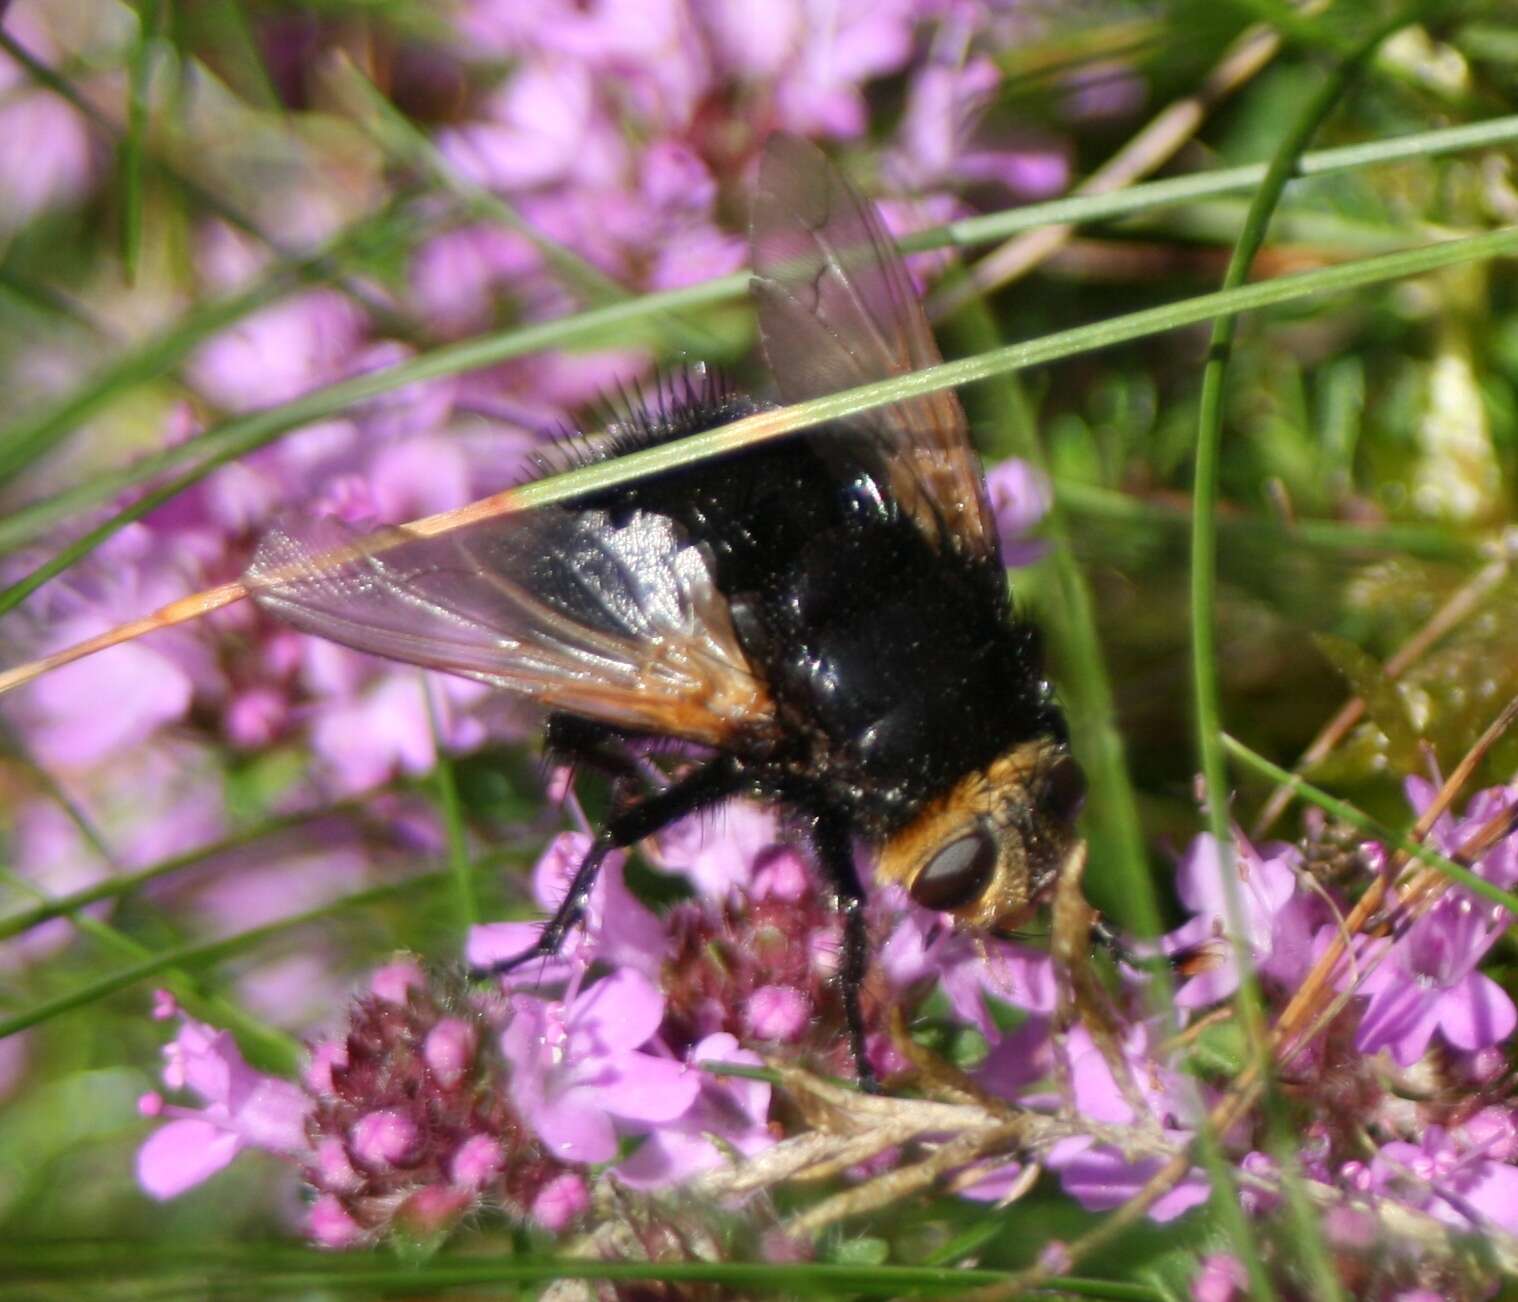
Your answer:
811;809;879;1093
475;753;742;978
543;712;661;794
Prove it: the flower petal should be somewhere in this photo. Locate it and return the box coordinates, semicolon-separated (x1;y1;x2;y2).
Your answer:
1437;973;1517;1052
1355;977;1439;1066
1453;1159;1518;1235
596;1051;700;1124
529;1088;618;1165
136;1120;242;1199
571;968;665;1053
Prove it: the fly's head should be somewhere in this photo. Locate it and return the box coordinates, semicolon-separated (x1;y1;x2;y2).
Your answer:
876;738;1086;933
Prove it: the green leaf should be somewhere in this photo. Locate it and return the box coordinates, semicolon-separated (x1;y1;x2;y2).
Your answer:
1310;631;1423;769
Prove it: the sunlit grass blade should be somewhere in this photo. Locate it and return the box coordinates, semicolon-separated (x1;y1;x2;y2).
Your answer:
2;112;1515;553
3;220;1515;639
0;200;427;488
1222;733;1518;917
1187;7;1440;1295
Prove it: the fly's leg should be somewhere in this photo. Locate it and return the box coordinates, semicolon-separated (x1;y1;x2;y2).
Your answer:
1050;840;1154;1127
1091;915;1150;975
543;713;661;796
811;810;880;1093
474;754;742;979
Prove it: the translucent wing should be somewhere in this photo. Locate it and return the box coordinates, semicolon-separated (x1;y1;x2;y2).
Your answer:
750;133;997;562
246;508;775;747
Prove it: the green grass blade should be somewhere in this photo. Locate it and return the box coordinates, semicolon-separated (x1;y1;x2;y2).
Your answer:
7;218;1516;620
1222;733;1518;916
1187;6;1443;1296
421;675;477;930
0;873;449;1043
1;1239;1169;1298
119;0;161;283
2;111;1515;549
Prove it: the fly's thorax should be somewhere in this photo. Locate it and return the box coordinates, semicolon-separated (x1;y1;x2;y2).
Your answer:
874;737;1086;931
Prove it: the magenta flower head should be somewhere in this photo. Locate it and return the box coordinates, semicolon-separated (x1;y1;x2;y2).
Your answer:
136;1013;311;1200
1369;1124;1518;1237
502;966;700;1164
615;1032;775;1189
1161;832;1319;1008
1352;779;1518;1065
305;974;578;1243
467;831;665;980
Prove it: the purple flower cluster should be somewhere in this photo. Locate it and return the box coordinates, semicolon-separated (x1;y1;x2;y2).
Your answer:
134;769;1518;1293
0;0;1064;1094
18;0;1518;1293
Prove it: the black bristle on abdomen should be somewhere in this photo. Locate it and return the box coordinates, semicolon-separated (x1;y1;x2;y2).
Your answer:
584;365;759;463
607;365;760;457
523;366;758;481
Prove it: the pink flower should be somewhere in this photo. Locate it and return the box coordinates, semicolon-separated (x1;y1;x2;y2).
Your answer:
892;57;1053;195
530;1171;590;1230
1161;833;1310;1008
0;92;93;231
1351;781;1518;1065
695;0;799;80
1061;62;1148;122
771;0;917;138
136;1016;311;1199
502;967;700;1164
881;902;1055;1038
1192;1254;1248;1302
1353;900;1517;1066
188;291;365;412
1370;1126;1518;1236
467;832;665;980
744;985;810;1042
614;1032;773;1188
308;1194;365;1248
425;1019;478;1088
1043;1025;1208;1223
437;60;603;192
984;459;1050;569
652;803;784;898
410;226;541;335
309;674;485;796
450;1134;504;1189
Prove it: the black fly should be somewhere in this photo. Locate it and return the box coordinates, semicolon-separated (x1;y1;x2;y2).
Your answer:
246;135;1085;1086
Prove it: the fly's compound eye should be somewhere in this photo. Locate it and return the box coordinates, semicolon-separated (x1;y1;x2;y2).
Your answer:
1043;754;1087;826
910;825;998;912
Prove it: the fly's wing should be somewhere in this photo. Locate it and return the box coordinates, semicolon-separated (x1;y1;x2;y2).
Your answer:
750;133;997;563
246;509;775;748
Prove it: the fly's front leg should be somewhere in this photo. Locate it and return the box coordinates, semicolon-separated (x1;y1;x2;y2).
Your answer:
811;810;880;1093
1050;840;1153;1127
543;713;664;808
474;754;742;979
